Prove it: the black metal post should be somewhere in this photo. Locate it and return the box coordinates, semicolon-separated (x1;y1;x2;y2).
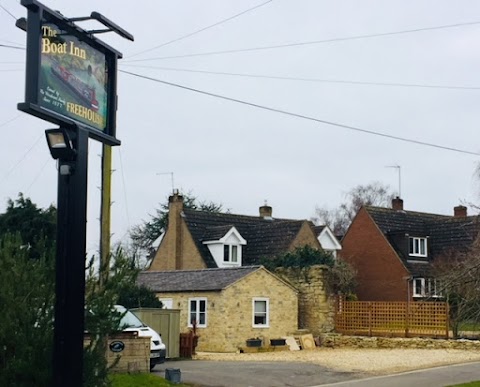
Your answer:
53;127;89;387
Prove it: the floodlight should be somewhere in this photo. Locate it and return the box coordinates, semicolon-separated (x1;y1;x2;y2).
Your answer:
45;128;76;160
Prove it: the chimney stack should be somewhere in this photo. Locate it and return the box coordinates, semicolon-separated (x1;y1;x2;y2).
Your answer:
259;203;272;219
168;191;184;269
392;196;404;211
454;205;467;218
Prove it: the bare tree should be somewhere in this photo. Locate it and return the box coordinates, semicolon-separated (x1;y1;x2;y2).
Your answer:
433;239;480;338
312;181;394;236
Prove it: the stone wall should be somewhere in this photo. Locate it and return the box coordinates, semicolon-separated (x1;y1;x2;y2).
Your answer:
321;333;480;350
275;265;335;335
84;332;150;373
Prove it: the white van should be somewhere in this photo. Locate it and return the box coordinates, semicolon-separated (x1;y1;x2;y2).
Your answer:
114;305;166;370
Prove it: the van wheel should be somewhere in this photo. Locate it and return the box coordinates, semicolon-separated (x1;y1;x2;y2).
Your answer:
150;361;156;371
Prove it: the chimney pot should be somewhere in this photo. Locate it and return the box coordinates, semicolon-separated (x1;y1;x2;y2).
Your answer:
454;205;467;218
392;196;404;211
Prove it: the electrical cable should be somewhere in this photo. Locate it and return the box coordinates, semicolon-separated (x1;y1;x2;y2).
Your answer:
120;64;480;91
119;69;480;156
123;20;480;63
23;156;51;194
0;2;17;21
117;147;131;230
0;132;44;184
127;0;274;59
0;43;25;50
0;114;21;130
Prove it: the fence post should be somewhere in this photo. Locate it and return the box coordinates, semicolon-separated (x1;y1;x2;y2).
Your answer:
405;300;410;338
445;302;450;339
368;302;372;337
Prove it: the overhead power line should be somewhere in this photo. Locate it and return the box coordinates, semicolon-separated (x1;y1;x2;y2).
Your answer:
127;0;274;59
120;64;480;91
119;69;480;157
123;20;480;63
0;43;25;50
0;2;17;21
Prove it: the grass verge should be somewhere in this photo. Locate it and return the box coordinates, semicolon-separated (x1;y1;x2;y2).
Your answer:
109;373;191;387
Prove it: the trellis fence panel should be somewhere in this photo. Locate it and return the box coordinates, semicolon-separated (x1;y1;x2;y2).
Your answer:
335;297;449;338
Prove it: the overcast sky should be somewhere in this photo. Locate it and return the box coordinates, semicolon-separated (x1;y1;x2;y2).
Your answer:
1;0;480;254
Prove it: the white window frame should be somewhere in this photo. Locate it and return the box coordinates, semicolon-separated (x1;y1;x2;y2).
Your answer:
413;278;425;297
188;297;207;328
413;278;442;298
252;298;269;328
409;237;428;257
224;244;240;263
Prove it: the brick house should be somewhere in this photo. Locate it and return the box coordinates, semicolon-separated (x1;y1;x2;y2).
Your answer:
341;197;479;301
137;266;298;352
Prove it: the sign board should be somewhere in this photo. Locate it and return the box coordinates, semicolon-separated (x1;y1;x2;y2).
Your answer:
18;0;122;145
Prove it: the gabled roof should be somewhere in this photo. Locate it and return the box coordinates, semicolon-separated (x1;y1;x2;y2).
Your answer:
314;225;342;251
137;266;261;292
365;206;480;276
183;209;312;266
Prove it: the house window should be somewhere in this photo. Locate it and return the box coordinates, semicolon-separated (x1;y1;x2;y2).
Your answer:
409;237;427;257
223;244;239;263
252;298;269;327
159;298;173;309
413;278;424;297
412;278;442;298
189;298;207;327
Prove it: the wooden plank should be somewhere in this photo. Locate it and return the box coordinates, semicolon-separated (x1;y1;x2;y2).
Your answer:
284;336;300;351
299;334;316;350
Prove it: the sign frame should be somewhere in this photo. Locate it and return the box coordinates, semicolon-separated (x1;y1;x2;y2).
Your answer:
18;0;122;145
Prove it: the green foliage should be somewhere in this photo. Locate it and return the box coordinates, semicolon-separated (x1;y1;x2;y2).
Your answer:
261;245;335;271
261;246;357;296
109;373;190;387
0;197;152;387
116;284;163;309
129;191;224;259
0;193;56;260
84;248;140;387
0;234;55;387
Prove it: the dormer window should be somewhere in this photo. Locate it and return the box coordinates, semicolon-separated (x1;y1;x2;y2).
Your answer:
203;226;246;268
409;237;427;257
224;244;239;263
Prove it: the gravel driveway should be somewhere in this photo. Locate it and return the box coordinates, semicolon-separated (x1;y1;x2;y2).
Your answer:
195;348;480;375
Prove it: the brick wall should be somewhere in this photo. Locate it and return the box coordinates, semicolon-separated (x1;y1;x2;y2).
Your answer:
275;265;335;334
341;208;409;301
155;268;298;352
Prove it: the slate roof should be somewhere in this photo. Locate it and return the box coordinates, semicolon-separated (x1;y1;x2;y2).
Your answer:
365;206;480;277
182;209;313;267
137;266;261;292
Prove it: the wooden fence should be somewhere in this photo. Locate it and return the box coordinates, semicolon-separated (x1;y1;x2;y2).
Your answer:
335;298;449;338
179;331;199;358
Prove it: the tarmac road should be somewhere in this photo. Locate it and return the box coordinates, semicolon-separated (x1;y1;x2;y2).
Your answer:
152;360;366;387
153;360;480;387
320;361;480;387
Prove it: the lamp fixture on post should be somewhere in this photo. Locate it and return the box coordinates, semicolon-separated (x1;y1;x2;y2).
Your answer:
45;128;76;161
